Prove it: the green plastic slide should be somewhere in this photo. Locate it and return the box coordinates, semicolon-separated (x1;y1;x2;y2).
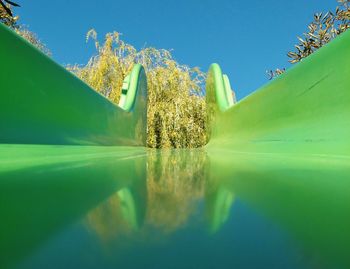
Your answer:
206;30;350;156
1;21;350;155
0;23;147;146
1;20;350;267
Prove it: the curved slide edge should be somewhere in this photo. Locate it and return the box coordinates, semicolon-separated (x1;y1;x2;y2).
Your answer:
205;63;235;143
206;63;235;112
118;64;146;112
0;23;147;146
207;30;350;156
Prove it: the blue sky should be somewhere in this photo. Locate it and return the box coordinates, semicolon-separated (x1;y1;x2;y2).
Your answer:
16;0;337;100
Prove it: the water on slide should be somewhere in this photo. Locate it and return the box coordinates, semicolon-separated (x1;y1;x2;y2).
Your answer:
1;20;350;269
1;145;350;269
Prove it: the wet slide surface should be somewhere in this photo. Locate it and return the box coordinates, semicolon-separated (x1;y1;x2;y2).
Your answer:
1;22;350;269
2;146;350;269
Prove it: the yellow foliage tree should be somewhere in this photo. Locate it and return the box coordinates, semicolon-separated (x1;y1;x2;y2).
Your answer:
69;30;207;148
1;3;51;55
0;3;18;27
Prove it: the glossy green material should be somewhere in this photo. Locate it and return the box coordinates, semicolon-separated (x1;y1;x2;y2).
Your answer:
1;145;350;269
0;144;147;268
1;17;350;269
222;74;235;106
206;63;235;112
207;150;350;269
120;64;146;112
207;31;350;156
0;23;147;146
206;186;235;233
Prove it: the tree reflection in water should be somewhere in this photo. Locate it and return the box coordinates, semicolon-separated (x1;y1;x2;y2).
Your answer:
86;149;228;243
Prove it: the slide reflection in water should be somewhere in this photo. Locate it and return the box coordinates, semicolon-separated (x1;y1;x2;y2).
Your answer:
209;149;350;268
1;145;350;268
0;144;147;268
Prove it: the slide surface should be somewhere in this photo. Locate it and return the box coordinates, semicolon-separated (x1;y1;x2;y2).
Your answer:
0;23;147;146
206;30;350;157
1;21;350;269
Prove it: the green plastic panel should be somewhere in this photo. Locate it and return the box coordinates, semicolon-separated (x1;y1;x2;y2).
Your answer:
0;23;147;146
1;16;350;269
0;144;147;267
206;30;350;156
207;148;350;268
2;144;350;268
206;63;234;113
